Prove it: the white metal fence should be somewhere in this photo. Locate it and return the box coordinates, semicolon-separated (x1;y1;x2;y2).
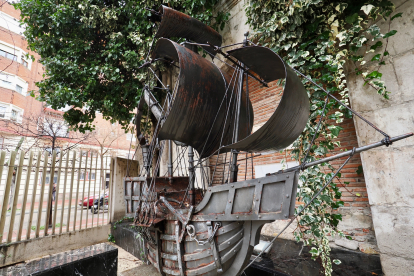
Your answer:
0;150;113;244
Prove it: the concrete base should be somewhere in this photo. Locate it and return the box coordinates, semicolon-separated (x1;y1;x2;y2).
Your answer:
112;221;147;262
120;264;161;276
0;225;110;267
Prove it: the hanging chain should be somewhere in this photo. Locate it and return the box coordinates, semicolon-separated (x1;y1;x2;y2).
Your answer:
186;222;221;246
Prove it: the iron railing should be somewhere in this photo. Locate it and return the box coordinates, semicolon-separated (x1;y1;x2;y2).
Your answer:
0;150;113;244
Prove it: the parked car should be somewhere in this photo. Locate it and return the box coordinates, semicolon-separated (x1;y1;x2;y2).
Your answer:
79;190;108;208
91;194;109;214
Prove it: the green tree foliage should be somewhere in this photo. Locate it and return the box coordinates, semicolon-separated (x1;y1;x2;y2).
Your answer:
14;0;228;132
245;0;400;274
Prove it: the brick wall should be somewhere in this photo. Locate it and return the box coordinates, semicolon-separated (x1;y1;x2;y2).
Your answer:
209;76;376;250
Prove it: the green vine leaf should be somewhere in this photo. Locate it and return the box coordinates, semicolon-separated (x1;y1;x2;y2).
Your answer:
371;54;381;61
391;13;403;20
383;30;397;38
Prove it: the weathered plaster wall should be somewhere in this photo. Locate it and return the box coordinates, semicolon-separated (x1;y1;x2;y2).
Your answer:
111;157;139;222
345;0;414;274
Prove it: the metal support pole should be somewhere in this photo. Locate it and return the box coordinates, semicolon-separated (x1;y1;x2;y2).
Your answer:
143;86;163;121
142;144;151;176
277;133;413;174
168;140;173;180
230;67;244;183
188;146;195;205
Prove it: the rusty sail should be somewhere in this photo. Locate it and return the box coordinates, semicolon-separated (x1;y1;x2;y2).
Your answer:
151;5;309;158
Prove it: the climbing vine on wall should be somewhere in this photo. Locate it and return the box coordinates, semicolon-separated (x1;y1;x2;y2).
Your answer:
245;0;401;274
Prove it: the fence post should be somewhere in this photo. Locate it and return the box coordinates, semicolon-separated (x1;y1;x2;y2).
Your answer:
107;157;112;224
17;151;34;241
7;151;25;242
110;157;139;222
68;151;77;232
91;153;98;227
26;151;42;240
52;152;63;235
0;151;17;242
85;151;93;228
59;152;69;234
78;151;87;230
44;151;56;235
0;151;6;186
36;152;48;238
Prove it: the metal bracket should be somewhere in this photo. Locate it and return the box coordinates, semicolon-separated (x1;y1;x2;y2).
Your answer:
175;221;185;276
160;197;193;226
207;221;223;274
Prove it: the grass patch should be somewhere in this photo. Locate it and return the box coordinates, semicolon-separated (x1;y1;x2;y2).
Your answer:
31;223;65;231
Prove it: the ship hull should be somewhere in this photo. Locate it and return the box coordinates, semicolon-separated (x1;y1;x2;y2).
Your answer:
125;171;298;276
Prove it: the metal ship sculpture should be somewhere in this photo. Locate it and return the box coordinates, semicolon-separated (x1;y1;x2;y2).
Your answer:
122;6;412;276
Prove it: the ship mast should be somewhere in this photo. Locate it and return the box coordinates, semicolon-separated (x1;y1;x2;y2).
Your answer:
184;40;197;205
229;32;249;183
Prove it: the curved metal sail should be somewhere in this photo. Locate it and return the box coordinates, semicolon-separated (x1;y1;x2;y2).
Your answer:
222;46;310;153
152;39;253;158
150;6;309;158
155;5;222;54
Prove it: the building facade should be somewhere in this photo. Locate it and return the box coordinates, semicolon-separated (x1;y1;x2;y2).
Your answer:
0;3;136;206
0;2;134;156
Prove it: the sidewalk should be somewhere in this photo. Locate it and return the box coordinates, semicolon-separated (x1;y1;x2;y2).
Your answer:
13;198;79;212
107;242;161;276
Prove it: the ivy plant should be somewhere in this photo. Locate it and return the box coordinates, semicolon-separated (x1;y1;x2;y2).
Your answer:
14;0;229;132
246;0;400;274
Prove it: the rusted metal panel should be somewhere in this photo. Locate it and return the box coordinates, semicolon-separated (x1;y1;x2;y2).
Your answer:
124;177;145;217
186;239;243;276
194;172;298;221
223;46;310;154
152;39;253;158
155;5;222;54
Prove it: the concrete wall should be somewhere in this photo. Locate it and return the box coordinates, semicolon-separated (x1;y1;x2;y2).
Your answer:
110;157;139;222
0;224;110;267
345;0;414;274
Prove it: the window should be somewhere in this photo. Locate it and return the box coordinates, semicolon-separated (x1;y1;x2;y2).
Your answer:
0;49;17;61
40;118;69;137
126;132;136;142
45;171;58;184
0;105;6;118
11;109;18;121
1;79;12;89
0;41;31;70
0;73;28;95
0;12;26;35
80;171;95;181
15;84;22;94
21;56;28;68
0;102;23;122
45;147;61;155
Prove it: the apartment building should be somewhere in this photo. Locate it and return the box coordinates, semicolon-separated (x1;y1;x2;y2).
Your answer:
0;2;134;157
